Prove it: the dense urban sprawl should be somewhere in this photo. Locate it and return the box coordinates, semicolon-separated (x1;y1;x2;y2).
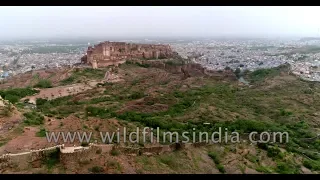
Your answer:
1;38;320;81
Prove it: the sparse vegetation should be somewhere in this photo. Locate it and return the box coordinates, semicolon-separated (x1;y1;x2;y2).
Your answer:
158;154;177;168
107;160;122;171
0;141;7;147
246;154;260;164
0;103;13;117
79;159;90;165
60;68;105;85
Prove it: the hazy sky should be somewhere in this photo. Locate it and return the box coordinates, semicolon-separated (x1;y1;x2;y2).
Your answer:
1;6;320;40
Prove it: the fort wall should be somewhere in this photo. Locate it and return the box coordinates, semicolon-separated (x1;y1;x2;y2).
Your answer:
0;141;211;170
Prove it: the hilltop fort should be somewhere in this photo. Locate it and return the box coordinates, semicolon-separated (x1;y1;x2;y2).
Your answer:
81;41;178;68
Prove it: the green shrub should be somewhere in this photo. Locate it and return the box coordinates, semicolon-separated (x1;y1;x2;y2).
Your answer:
303;151;320;160
36;96;74;117
0;141;7;147
43;149;60;169
81;142;89;147
208;151;220;164
107;160;122;171
23;111;45;125
89;166;104;173
223;119;268;133
135;62;150;68
279;109;293;116
34;79;52;88
234;68;241;78
216;164;226;173
275;162;300;174
110;149;120;156
60;76;76;85
0;87;39;103
36;98;48;106
96;149;102;154
257;142;269;150
256;166;273;173
85;106;112;119
303;159;320;171
158;155;177;168
165;60;184;66
246;154;260;163
267;146;283;159
4;94;19;104
248;67;281;83
208;151;225;173
128;92;145;100
36;128;46;137
145;100;155;105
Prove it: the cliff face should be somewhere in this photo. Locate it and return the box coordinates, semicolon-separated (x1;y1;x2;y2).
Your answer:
81;41;177;68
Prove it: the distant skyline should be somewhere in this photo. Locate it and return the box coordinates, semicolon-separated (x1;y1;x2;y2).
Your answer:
1;6;320;40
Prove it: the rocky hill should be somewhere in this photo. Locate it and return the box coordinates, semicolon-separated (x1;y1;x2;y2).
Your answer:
0;60;319;174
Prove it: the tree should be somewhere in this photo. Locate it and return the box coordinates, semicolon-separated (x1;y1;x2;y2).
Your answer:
234;68;241;78
4;94;19;104
224;66;232;71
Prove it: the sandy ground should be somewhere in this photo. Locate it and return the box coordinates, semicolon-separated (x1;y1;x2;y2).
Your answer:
22;81;100;104
0;126;55;154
